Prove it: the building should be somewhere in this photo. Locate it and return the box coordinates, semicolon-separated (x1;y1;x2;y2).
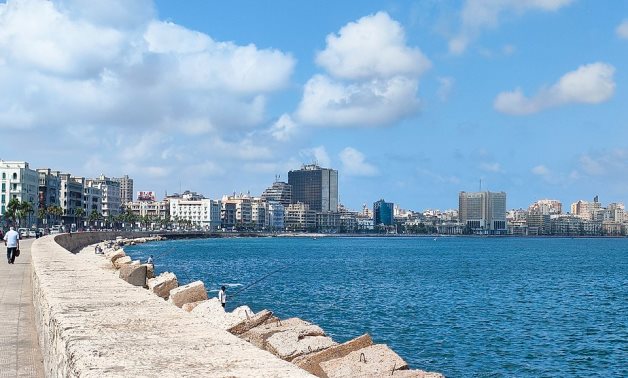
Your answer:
288;164;338;212
316;211;340;233
169;198;221;230
267;201;285;231
86;175;122;217
251;198;268;230
285;202;316;232
373;199;394;226
0;161;39;227
222;194;253;228
57;173;84;226
261;179;292;208
529;199;562;215
570;200;591;220
37;168;61;226
127;200;169;222
459;191;507;234
113;175;134;205
83;183;102;220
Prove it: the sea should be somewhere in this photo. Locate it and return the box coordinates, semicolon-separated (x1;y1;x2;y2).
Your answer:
125;236;627;377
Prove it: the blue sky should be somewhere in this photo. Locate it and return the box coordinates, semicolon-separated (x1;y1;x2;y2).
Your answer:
1;0;627;211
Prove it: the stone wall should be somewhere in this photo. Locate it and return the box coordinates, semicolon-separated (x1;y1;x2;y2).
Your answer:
53;231;152;253
30;235;313;377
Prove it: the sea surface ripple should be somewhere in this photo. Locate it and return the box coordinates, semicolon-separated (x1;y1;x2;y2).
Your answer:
125;236;627;377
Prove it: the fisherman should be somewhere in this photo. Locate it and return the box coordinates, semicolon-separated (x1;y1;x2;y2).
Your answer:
147;255;154;265
218;286;227;308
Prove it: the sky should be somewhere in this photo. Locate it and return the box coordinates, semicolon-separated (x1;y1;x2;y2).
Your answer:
1;0;627;211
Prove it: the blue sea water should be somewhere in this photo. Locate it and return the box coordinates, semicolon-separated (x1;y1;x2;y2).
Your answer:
125;236;627;377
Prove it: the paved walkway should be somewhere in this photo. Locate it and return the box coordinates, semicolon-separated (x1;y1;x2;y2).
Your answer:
0;238;44;377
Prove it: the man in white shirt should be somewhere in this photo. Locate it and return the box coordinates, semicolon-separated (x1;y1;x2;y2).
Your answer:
4;226;20;264
218;286;227;308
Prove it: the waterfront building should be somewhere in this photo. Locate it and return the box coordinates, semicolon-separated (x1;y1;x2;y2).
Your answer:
288;164;338;212
261;179;292;208
356;216;375;232
166;191;205;201
361;204;372;218
37;168;61;226
83;183;102;223
338;204;358;233
529;199;562;215
570;200;591;220
373;199;394;226
285;202;316;232
86;175;121;217
127;200;169;222
170;198;221;230
267;201;285;231
606;203;625;223
0;161;39;227
602;221;623;236
316;211;340;233
527;212;550;235
56;173;84;226
222;194;253;228
458;191;507;234
251;198;268;230
221;202;236;230
435;221;463;235
113;175;134;204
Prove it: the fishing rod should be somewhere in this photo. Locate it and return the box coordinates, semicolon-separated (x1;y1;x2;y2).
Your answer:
229;263;290;299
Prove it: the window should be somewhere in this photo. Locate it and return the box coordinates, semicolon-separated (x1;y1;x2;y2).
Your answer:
1;194;4;204
1;173;4;179
1;183;4;191
12;173;17;180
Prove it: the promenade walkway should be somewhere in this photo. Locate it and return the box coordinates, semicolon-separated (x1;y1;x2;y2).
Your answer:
0;238;44;377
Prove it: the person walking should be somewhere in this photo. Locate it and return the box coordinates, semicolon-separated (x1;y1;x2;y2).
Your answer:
4;226;20;264
218;286;227;308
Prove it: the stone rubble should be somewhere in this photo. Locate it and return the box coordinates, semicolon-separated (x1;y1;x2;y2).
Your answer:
113;255;132;268
168;280;208;308
119;264;147;287
292;333;373;376
147;272;178;299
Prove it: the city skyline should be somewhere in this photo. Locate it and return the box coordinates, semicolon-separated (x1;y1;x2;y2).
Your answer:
1;1;627;210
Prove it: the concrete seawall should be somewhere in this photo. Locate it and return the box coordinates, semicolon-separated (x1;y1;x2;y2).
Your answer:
31;234;313;377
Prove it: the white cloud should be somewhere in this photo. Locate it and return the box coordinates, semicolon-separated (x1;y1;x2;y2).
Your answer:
532;165;550;176
450;0;573;54
494;62;615;115
617;20;628;39
480;162;502;173
437;77;455;101
339;147;378;177
299;146;331;168
316;11;431;80
269;114;298;142
296;74;420;127
297;12;429;128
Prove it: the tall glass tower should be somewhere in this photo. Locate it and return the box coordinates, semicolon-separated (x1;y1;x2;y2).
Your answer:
288;164;338;212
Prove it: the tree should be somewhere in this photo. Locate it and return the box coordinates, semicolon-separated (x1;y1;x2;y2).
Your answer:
74;208;85;230
89;210;102;229
5;198;20;226
37;207;47;227
14;200;34;228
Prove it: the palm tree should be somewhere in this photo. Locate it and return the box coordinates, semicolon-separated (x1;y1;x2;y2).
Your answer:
5;198;20;226
15;200;33;228
89;210;102;229
37;207;48;228
48;205;63;226
74;208;85;230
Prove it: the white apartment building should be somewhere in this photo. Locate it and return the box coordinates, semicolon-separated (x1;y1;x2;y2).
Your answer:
83;185;102;217
222;194;253;225
0;161;39;227
267;201;285;231
86;175;121;217
251;198;268;229
170;198;221;230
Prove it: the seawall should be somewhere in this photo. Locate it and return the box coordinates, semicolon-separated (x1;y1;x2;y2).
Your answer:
30;233;313;377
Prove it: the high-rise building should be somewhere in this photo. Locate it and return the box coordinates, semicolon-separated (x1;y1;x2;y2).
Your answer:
169;198;221;230
288;164;338;212
528;199;562;215
373;199;394;226
86;175;121;217
261;180;292;208
459;191;507;234
267;201;285;231
0;161;39;227
37;168;61;226
113;175;134;204
56;173;84;226
570;200;591;219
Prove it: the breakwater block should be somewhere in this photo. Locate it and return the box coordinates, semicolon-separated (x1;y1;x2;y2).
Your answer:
119;264;147;287
168;280;208;308
191;298;254;330
266;332;337;362
239;317;326;350
147;272;178;299
319;344;408;377
292;333;373;376
114;256;132;269
182;300;206;312
107;250;125;263
228;309;274;335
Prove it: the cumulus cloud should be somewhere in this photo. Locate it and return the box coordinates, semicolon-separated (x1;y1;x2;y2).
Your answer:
296;75;420;127
531;165;551;176
617;20;628;39
299;146;331;168
297;12;429;128
494;62;615;115
450;0;573;54
437;77;455;101
339;147;378;177
480;162;502;173
0;0;298;192
269;114;298;142
316;11;431;80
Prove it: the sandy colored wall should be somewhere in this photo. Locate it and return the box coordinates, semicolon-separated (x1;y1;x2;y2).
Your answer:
30;234;313;377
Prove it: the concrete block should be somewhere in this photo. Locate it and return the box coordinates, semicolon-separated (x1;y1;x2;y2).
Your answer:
113;256;132;269
147;272;178;299
168;280;208;308
191;298;253;330
146;264;155;279
228;309;274;336
320;344;408;378
293;333;373;376
119;264;147;287
106;250;125;263
240;317;326;350
182;299;207;312
266;332;337;361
